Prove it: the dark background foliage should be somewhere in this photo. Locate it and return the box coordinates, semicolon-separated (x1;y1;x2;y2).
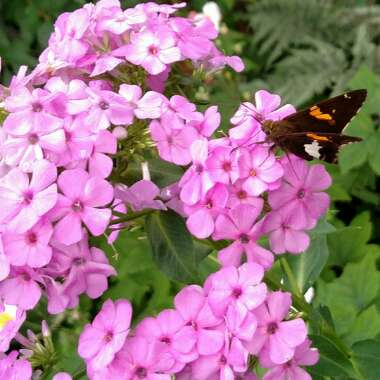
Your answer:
1;1;380;379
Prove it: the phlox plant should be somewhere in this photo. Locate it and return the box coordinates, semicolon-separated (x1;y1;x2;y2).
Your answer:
0;1;336;379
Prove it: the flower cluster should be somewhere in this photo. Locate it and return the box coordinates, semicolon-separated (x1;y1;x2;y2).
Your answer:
79;264;319;379
0;0;329;378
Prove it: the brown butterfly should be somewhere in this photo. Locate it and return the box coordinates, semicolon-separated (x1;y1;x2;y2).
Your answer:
261;89;367;163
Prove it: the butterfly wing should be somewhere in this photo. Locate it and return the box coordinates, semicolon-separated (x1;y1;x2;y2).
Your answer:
276;132;362;163
284;89;367;134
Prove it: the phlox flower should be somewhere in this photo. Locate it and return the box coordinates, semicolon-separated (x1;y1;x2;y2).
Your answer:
3;220;53;268
114;28;181;75
268;156;331;230
213;204;274;269
238;146;284;196
52;373;72;380
261;339;319;380
115;336;173;380
136;309;198;373
162;95;202;126
0;159;57;233
3;87;62;136
179;138;214;205
52;168;113;245
150;115;199;165
206;146;239;184
207;263;267;317
0;351;32;380
83;85;135;131
100;7;147;34
247;291;307;365
79;299;132;370
185;183;228;239
190;105;221;137
174;285;224;356
227;180;263;209
115;180;166;212
263;210;311;254
47;237;116;313
229;90;295;142
0;303;26;352
0;267;42;310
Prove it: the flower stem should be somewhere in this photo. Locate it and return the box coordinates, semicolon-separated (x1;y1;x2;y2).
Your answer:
280;256;303;299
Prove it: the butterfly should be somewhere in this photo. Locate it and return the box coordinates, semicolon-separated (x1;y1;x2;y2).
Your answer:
261;89;367;163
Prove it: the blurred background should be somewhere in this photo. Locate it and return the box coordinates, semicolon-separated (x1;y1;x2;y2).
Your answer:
0;1;380;377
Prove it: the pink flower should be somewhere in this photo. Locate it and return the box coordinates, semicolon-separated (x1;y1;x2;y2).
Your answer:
268;156;331;230
174;285;224;356
190;105;221;137
115;28;181;75
83;86;135;131
3;220;53;268
207;263;267;317
115;180;166;212
52;373;72;380
0;351;32;380
101;7;146;34
4;87;62;136
185;183;228;239
238;146;284;196
247;291;307;364
150;115;199;165
0;303;26;352
46;238;116;313
229;90;295;142
206;146;239;184
0;160;57;233
179;138;214;205
53;168;113;245
162;95;202;125
263;210;311;254
0;267;42;310
116;336;173;379
213;204;274;269
78;299;132;370
262;339;319;380
136;309;198;372
0;236;10;282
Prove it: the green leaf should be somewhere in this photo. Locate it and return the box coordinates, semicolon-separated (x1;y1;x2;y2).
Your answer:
145;210;199;283
328;211;372;266
351;339;380;380
308;334;355;378
287;218;334;293
344;306;380;346
316;245;380;335
368;129;380;175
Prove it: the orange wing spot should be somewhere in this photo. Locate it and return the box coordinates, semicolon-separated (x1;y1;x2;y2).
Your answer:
307;133;330;142
315;113;333;121
310;105;319;111
310;108;322;117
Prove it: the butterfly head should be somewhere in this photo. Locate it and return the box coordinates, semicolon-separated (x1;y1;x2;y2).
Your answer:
261;120;276;136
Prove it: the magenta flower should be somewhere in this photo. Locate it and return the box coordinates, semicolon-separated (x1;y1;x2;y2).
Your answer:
229;90;295;142
52;373;72;380
3;220;53;268
207;263;267;317
206;146;239;184
162;95;202;125
179;138;214;205
0;160;57;233
150;115;199;165
0;267;42;310
174;285;224;356
190;105;221;137
227;180;264;209
79;299;132;370
4;87;62;136
101;7;147;35
213;204;274;269
238;146;284;196
0;303;26;352
83;86;135;131
115;28;181;75
116;336;173;379
269;156;331;230
115;180;166;212
47;237;116;313
0;351;32;380
263;210;311;254
262;339;319;380
247;291;307;364
136;309;198;372
53;168;113;245
0;236;10;282
185;183;228;239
